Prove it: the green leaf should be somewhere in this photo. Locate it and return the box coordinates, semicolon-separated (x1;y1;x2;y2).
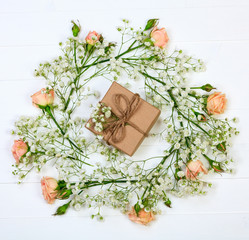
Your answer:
144;19;159;31
56;180;67;189
99;34;104;43
87;44;93;52
164;198;172;208
104;42;116;54
53;201;71;216
143;38;154;47
134;202;141;216
55;180;72;199
212;164;223;172
58;189;72;199
142;198;149;207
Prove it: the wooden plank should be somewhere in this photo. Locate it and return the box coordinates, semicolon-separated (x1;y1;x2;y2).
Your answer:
2;0;249;14
0;6;248;47
0;0;55;13
187;0;249;7
0;213;248;240
0;0;187;13
0;179;248;218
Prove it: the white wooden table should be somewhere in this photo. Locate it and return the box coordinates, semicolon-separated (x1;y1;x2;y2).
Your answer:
0;0;249;239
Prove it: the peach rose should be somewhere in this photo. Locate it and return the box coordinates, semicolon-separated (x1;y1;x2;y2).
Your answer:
128;207;155;225
31;88;54;108
11;140;28;164
85;31;100;45
41;177;58;204
206;92;227;115
151;27;169;48
185;160;208;180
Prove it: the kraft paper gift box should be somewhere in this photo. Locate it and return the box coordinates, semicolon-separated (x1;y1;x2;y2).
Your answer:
86;81;161;156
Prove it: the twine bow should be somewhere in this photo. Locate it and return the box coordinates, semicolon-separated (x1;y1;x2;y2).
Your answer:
104;93;147;144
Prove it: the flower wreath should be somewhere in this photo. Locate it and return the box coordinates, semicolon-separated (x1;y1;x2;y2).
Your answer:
11;19;238;225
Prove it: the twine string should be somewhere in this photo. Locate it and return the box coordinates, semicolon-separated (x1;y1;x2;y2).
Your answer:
104;93;147;144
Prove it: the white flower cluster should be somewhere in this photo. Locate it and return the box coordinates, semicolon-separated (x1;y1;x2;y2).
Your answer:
12;19;238;220
87;103;112;132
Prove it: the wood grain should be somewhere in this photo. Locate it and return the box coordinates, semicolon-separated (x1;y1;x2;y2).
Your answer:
0;0;248;239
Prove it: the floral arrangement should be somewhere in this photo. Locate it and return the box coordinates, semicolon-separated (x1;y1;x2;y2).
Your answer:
11;19;239;225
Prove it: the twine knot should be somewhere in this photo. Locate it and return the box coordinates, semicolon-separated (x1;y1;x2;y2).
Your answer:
104;93;147;144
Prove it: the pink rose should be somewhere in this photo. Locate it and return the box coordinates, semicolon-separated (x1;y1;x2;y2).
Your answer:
186;160;208;180
41;177;58;204
151;27;169;48
128;207;155;225
11;140;28;164
31;88;54;108
206;92;227;115
85;31;100;45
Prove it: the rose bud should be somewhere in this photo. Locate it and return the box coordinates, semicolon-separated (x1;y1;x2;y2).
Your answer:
144;18;159;31
203;154;224;173
212;163;223;172
11;140;28;164
71;20;81;37
128;207;155;225
85;31;101;45
150;27;169;48
198;114;207;122
216;142;226;152
31;88;54;109
206;92;227;115
201;83;216;92
41;177;58;204
53;201;71;216
194;111;207;122
185;160;208;180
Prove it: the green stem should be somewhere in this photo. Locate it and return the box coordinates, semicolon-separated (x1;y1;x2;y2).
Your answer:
141;147;175;199
145;82;169;103
167;89;177;106
45;106;65;135
190;87;201;90
141;71;211;137
34;151;90;165
82;46;95;66
180;122;192;159
67;156;93;167
77;179;138;194
178;110;210;136
81;44;143;70
63;66;92;111
73;40;79;73
64;43;144;111
202;154;213;163
168;89;211;136
45;106;90;160
140;71;166;85
128;40;137;50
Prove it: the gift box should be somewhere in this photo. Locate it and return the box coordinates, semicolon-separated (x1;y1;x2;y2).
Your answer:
85;82;161;156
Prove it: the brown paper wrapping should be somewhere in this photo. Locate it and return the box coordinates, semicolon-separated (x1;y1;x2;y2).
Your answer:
85;82;161;156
